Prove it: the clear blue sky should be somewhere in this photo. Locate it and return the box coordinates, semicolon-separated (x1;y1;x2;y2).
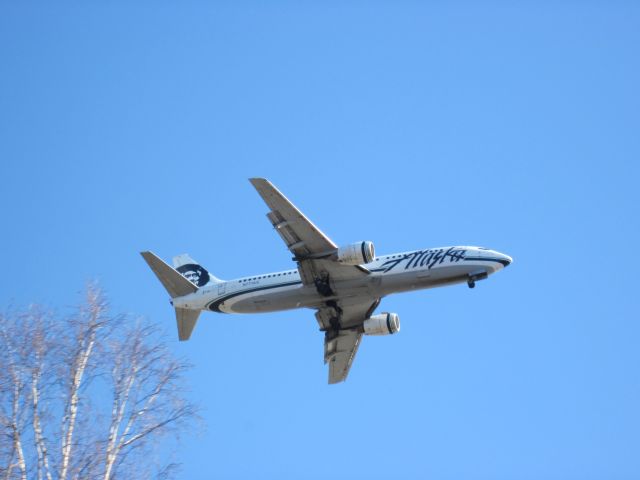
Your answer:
1;2;639;479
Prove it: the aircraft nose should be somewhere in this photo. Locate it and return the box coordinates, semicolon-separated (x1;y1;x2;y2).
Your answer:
500;253;513;267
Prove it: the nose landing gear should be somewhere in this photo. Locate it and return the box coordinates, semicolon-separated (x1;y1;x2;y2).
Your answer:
467;271;488;289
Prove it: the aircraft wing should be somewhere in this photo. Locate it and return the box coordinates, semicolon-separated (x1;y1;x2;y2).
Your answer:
249;178;369;286
325;329;362;384
319;298;380;384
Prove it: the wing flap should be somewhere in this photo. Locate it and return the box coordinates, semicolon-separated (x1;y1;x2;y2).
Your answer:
325;329;363;384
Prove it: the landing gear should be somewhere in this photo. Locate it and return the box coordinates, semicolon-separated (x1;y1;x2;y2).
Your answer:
326;300;342;330
314;272;334;297
467;271;487;289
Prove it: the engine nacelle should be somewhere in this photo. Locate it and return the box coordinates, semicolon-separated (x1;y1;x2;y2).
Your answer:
336;241;375;265
364;312;400;336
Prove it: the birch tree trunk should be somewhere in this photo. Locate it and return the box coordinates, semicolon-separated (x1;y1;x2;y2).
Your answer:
59;286;106;480
31;357;53;480
10;382;26;480
1;328;27;480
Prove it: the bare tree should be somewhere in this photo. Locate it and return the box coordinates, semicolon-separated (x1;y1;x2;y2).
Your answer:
0;285;197;480
101;321;195;479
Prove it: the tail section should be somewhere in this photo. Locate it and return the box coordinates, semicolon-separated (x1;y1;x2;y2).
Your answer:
140;251;204;342
172;254;223;286
140;252;198;298
175;307;200;341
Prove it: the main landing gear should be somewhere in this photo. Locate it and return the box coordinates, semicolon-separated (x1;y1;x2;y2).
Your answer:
314;272;334;297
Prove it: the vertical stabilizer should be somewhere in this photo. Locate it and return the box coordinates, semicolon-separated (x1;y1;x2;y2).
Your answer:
172;254;222;286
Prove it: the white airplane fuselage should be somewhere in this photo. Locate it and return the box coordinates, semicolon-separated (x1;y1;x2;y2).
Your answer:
172;245;512;315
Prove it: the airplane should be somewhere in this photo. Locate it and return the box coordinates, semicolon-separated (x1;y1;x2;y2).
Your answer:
141;178;512;384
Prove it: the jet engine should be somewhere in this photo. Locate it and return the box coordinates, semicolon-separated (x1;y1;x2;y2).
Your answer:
363;312;400;336
336;241;375;265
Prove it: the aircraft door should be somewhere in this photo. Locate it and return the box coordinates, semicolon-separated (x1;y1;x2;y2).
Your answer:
218;283;226;296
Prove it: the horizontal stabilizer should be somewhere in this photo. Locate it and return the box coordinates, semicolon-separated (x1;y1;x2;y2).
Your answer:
140;251;198;298
175;307;200;341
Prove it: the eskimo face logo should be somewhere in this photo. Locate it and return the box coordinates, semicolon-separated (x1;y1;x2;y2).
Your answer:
176;264;210;287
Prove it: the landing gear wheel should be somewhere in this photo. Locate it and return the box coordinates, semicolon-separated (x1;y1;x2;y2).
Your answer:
467;280;475;289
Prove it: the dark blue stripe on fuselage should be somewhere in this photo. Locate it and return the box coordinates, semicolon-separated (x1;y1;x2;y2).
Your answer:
463;256;511;267
208;280;303;313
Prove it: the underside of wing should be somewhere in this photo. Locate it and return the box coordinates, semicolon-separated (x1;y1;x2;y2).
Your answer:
249;177;336;257
318;298;381;384
249;178;370;287
325;329;362;384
